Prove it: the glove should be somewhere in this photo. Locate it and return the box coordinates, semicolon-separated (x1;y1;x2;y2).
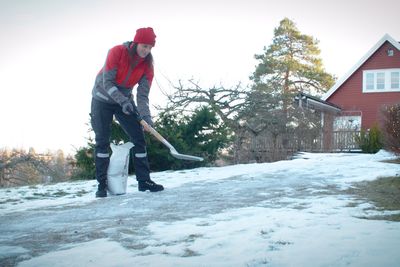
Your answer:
121;100;134;115
108;87;135;116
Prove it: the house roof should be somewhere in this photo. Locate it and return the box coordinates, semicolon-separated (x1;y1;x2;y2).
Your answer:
322;34;400;101
295;92;341;113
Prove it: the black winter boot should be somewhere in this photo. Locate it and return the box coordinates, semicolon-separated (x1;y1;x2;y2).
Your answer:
95;182;107;198
138;179;164;192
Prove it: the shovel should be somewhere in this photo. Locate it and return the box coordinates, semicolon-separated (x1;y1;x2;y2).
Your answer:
139;120;204;162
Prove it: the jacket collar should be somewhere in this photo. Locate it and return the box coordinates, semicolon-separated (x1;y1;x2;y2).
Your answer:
124;41;145;66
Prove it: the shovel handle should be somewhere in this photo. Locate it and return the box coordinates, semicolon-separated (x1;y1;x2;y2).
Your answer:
139;119;204;161
139;120;175;151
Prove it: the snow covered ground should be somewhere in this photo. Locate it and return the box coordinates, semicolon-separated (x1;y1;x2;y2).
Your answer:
1;151;400;267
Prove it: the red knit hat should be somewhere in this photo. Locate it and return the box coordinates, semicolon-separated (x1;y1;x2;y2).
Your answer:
133;27;156;46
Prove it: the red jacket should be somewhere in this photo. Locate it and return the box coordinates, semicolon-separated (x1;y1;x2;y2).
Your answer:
92;42;153;118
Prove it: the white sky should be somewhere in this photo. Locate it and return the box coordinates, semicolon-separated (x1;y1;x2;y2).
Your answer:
1;0;399;154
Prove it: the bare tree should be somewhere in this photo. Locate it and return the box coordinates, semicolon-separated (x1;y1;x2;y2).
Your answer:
0;150;42;186
164;80;285;163
0;149;71;187
165;80;248;129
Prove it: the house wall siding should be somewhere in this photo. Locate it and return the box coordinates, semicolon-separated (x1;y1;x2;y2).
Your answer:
327;41;400;129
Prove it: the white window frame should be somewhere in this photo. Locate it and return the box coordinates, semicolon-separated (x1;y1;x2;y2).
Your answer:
363;68;400;93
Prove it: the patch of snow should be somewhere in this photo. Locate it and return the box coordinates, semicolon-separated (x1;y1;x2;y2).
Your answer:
0;151;399;266
18;239;134;267
0;246;29;257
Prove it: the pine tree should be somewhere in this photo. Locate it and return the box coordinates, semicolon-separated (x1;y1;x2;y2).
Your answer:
237;18;335;162
146;107;229;171
250;17;335;116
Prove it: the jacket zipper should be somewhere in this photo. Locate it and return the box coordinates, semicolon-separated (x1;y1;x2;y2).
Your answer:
122;47;140;87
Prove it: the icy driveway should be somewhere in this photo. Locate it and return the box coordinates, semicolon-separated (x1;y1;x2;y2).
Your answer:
1;151;400;267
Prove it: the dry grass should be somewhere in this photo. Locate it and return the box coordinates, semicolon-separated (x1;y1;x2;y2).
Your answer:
346;175;400;221
381;157;400;164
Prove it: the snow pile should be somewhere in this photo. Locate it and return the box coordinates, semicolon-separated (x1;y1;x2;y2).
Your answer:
1;151;399;267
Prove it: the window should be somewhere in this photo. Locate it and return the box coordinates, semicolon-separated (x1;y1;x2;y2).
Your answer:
391;72;400;89
366;73;374;90
363;69;400;92
376;73;385;89
333;116;361;131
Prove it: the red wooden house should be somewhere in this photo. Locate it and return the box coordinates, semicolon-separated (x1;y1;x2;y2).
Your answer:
323;33;400;129
314;34;400;150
